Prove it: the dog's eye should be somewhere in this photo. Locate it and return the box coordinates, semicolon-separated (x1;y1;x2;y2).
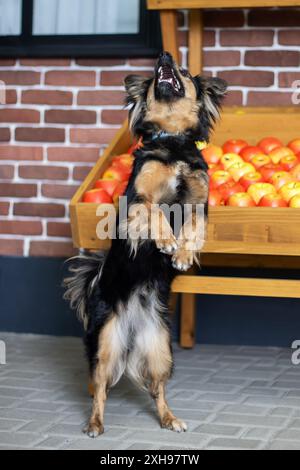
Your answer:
180;68;189;77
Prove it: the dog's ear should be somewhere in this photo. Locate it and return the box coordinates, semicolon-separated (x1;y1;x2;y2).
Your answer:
194;76;227;121
124;75;150;106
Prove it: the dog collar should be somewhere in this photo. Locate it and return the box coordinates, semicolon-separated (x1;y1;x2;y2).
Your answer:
151;131;176;140
150;132;207;151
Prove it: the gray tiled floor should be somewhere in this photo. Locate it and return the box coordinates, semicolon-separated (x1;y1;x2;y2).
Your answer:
0;332;299;450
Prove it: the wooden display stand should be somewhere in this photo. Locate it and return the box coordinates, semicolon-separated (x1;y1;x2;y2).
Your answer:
70;1;300;348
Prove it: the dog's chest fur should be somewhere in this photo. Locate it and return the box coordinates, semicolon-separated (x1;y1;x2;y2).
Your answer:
131;143;209;207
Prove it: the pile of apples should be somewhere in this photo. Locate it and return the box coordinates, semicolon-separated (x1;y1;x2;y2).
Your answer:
82;141;141;205
205;137;300;208
83;137;300;209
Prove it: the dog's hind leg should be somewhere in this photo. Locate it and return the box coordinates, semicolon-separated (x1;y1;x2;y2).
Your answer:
147;333;188;433
85;314;125;438
150;379;187;433
143;322;187;432
125;288;186;432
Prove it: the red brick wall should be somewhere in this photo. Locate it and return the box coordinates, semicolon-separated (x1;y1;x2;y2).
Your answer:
0;8;299;257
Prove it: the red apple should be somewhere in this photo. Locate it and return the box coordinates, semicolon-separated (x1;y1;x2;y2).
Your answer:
208;164;223;177
112;154;133;168
240;171;264;190
259;193;288;208
218;181;244;201
227;192;256;207
251;154;271;169
247;183;276;204
229;162;255;182
258;137;283;154
83;188;113;204
240;146;262;162
210;170;233;189
279;181;300;202
269;146;294;164
288;139;300;155
202;144;223;165
260;163;283;182
209;189;224;206
222;139;248;155
102;165;129;182
207;165;223;177
111;161;132;178
289;194;300;208
94;178;120;196
270;171;293;190
280;154;299;172
220;153;243;170
291;164;300;181
112;181;128;205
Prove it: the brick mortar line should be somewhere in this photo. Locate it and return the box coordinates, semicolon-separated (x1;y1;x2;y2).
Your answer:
1;64;154;71
0;233;72;241
0;121;122;129
0;142;107;148
0;216;72;223
204;66;300;71
203;46;300;51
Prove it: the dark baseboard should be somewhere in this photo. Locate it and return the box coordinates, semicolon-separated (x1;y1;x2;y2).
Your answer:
0;255;82;337
0;256;300;347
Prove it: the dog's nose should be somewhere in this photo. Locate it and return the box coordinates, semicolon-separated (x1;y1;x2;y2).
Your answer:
158;51;173;63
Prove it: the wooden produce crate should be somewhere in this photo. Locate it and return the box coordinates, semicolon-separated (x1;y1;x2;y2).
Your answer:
70;106;300;257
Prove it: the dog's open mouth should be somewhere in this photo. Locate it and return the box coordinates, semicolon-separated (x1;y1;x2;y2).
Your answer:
157;64;182;93
155;52;184;100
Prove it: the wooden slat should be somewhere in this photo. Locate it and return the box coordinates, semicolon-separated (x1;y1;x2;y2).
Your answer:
203;241;300;256
71;205;300;255
188;9;203;75
208;206;300;225
148;0;300;9
180;293;196;348
201;254;300;269
212;107;300;145
172;275;300;298
159;10;179;62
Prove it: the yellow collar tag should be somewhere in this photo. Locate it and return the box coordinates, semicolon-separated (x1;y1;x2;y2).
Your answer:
195;140;208;151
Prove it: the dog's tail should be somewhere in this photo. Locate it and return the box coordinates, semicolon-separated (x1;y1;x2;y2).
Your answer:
63;251;106;328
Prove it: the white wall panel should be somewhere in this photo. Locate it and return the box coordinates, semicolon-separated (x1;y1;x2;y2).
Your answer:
33;0;139;35
0;0;22;36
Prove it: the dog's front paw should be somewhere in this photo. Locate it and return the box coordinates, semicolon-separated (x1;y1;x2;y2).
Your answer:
172;249;193;271
161;415;187;433
83;419;104;438
156;233;178;255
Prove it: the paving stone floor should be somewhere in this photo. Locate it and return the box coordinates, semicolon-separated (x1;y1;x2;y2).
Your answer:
0;333;300;450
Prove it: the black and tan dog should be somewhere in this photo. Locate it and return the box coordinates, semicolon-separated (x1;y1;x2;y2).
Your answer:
64;52;227;437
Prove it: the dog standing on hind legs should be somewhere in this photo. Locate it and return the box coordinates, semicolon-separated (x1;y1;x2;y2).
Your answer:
64;51;227;437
